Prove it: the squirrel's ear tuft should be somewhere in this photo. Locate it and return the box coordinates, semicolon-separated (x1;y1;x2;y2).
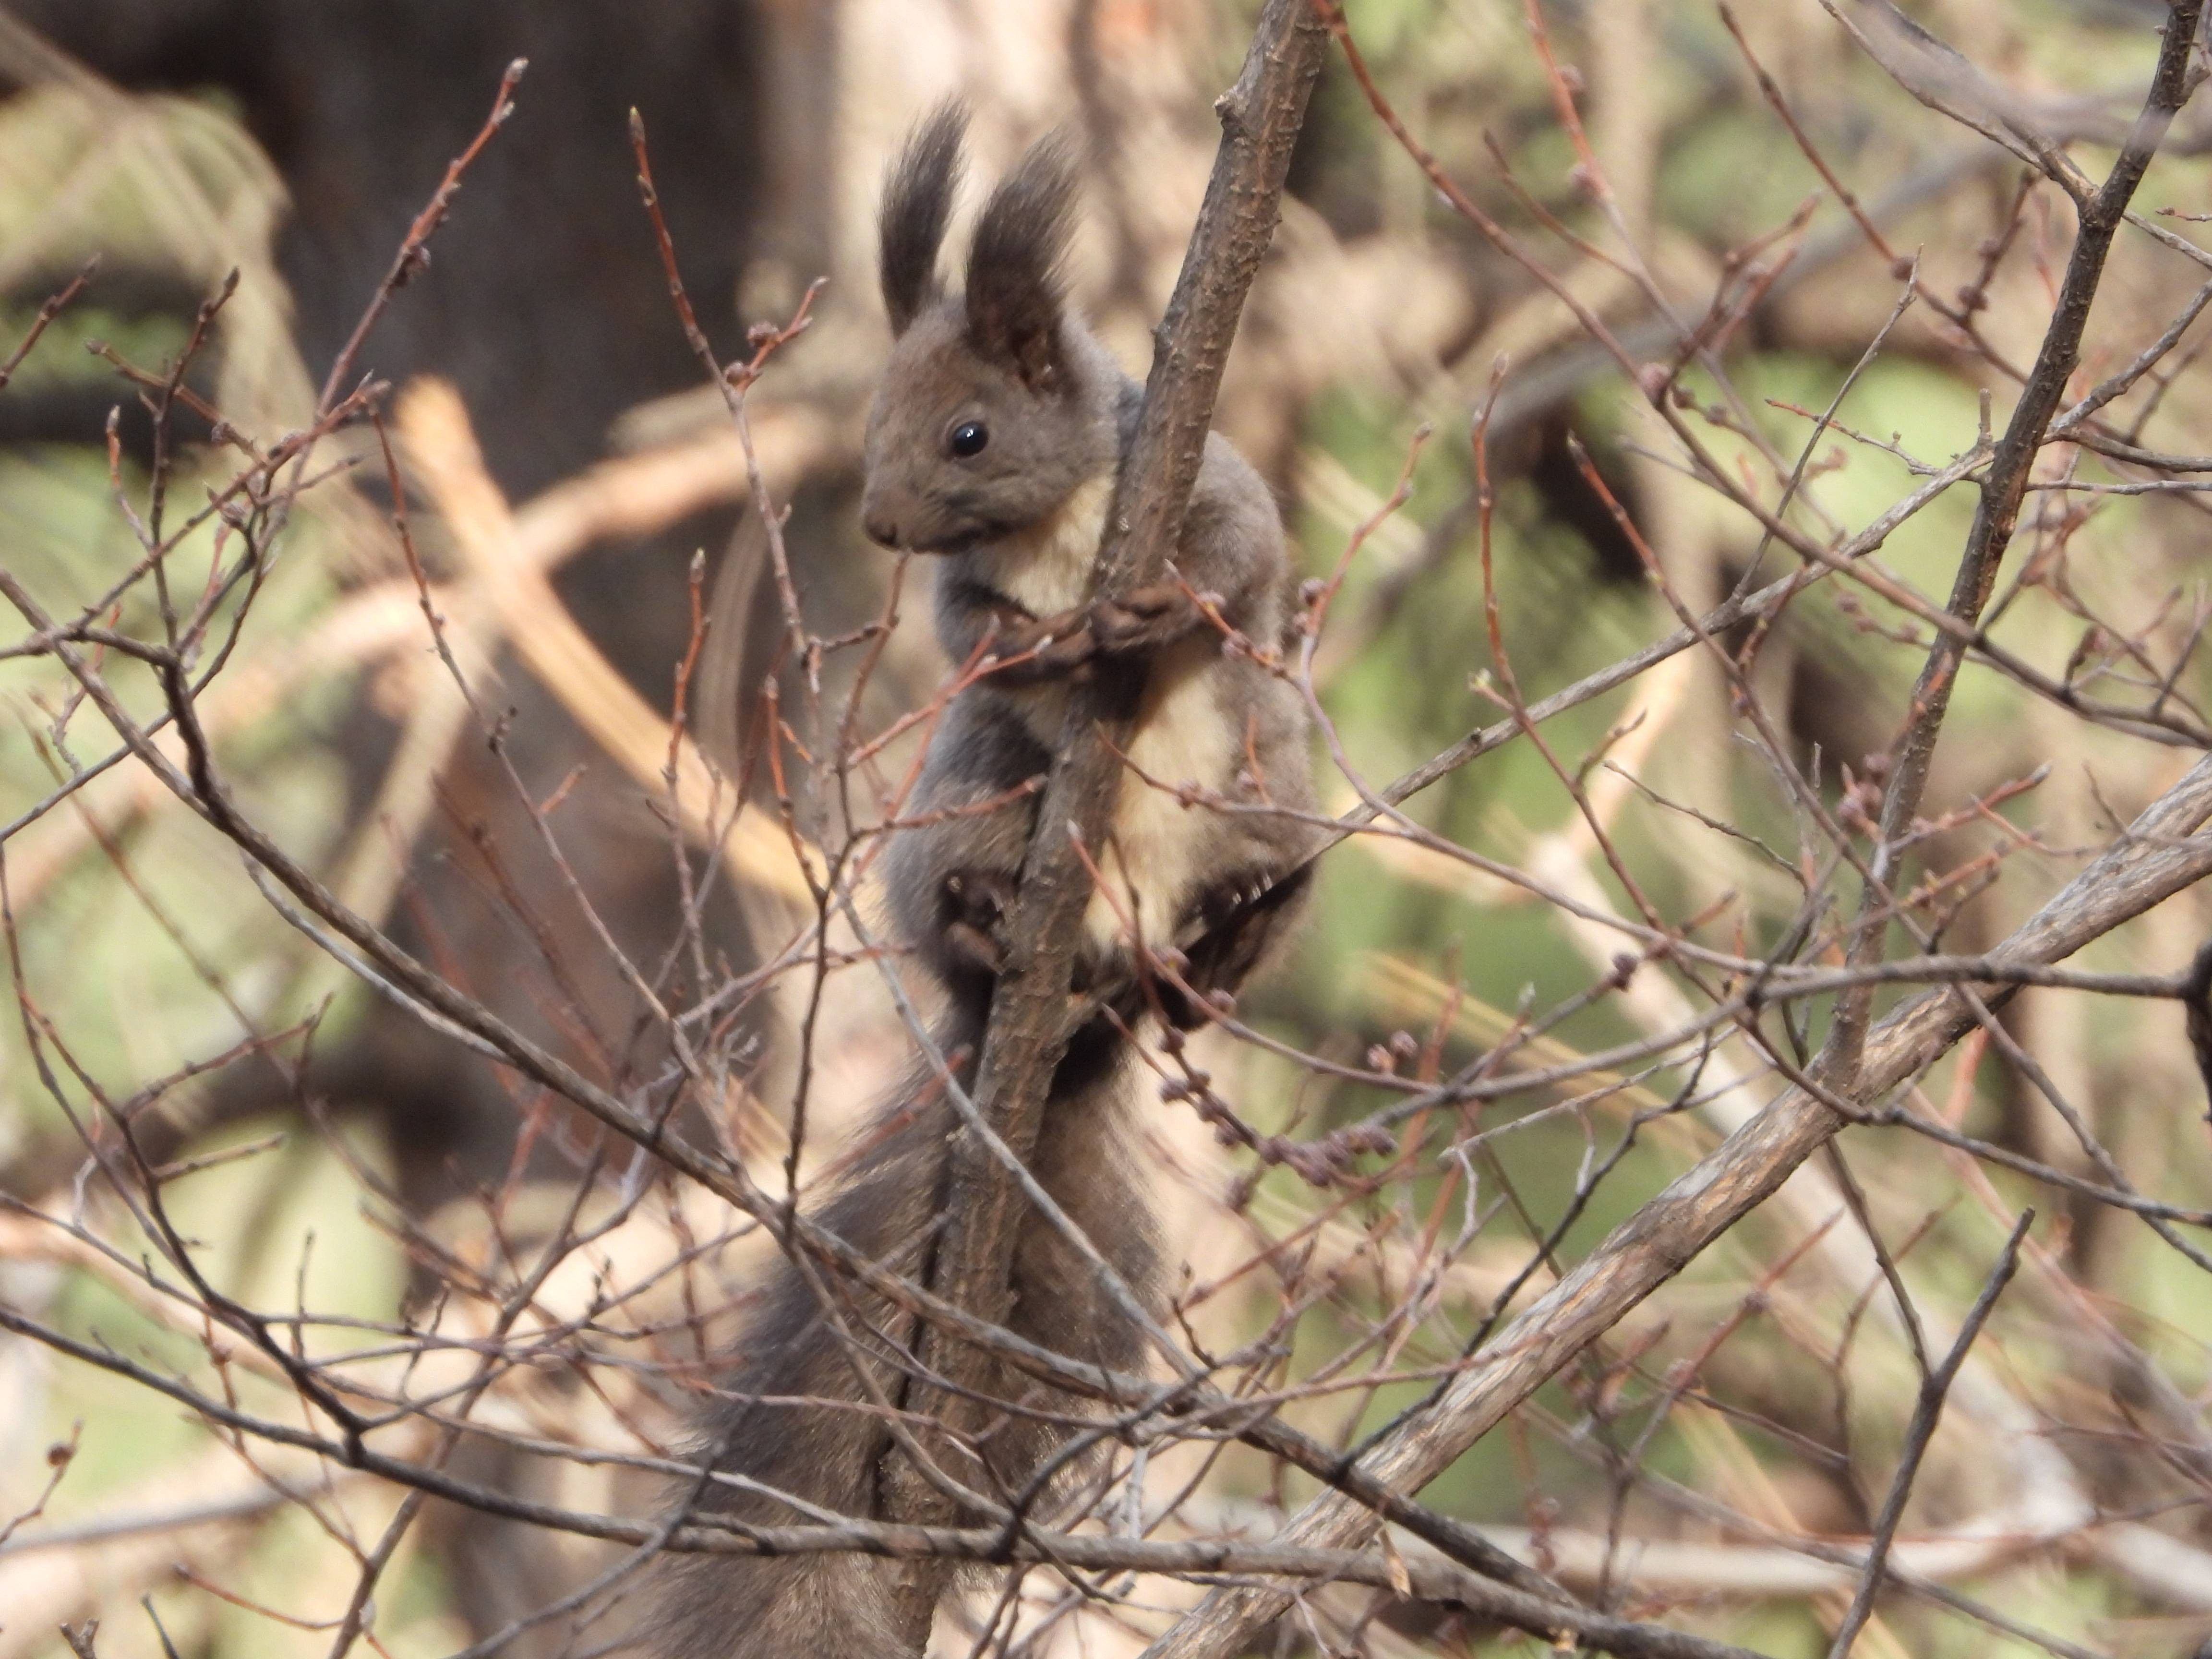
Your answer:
966;130;1078;390
880;101;969;336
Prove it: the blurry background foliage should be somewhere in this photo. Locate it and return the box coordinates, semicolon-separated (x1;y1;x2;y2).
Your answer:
3;0;2212;1655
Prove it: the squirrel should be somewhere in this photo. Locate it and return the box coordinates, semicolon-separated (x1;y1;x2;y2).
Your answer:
652;104;1318;1659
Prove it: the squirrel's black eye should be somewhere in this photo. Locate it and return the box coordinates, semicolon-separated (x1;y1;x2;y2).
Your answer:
948;420;989;458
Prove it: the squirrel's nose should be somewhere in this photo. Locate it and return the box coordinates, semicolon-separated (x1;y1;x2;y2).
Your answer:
862;509;902;549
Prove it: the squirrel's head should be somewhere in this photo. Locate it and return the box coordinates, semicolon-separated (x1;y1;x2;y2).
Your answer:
861;103;1119;554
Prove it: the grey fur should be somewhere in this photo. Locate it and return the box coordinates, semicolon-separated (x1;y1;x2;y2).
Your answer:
654;113;1319;1659
965;129;1079;386
878;101;968;337
650;1008;1160;1659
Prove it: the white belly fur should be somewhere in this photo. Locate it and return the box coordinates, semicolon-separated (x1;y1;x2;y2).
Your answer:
1084;637;1233;952
971;472;1232;951
968;473;1114;620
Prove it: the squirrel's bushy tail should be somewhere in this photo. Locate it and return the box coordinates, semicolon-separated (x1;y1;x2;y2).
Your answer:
651;1008;1162;1659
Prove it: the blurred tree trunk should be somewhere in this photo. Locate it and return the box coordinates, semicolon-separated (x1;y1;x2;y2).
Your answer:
1;5;842;1646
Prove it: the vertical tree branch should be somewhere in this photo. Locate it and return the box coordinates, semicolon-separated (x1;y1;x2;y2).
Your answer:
1821;0;2206;1080
875;0;1330;1643
1827;1212;2031;1658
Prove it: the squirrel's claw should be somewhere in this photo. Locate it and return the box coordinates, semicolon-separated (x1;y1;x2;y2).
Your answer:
941;868;1018;976
981;606;1098;683
1089;583;1201;655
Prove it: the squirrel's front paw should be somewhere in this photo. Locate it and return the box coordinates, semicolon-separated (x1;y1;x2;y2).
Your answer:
981;609;1098;683
1168;865;1313;1027
941;868;1018;977
1089;583;1202;655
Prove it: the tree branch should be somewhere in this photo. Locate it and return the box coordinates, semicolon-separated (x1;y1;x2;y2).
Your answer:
876;0;1330;1642
1821;0;2207;1080
1827;1211;2031;1658
1141;747;2212;1657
